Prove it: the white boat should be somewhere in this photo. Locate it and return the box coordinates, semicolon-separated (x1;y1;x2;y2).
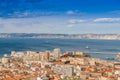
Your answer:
85;46;90;49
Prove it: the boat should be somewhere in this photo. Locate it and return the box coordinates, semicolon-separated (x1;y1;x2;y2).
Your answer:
85;46;90;49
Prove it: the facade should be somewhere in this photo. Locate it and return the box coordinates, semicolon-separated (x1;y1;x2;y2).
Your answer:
53;65;74;77
52;48;61;61
1;57;10;63
11;51;50;62
73;51;84;56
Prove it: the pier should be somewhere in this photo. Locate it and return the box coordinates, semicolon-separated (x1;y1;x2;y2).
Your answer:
85;52;118;54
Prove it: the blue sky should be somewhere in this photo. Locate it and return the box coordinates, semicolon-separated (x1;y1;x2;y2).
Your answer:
0;0;120;34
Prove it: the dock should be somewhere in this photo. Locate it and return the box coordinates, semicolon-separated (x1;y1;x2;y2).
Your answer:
85;52;118;54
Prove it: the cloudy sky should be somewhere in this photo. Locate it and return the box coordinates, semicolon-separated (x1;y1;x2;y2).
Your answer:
0;0;120;34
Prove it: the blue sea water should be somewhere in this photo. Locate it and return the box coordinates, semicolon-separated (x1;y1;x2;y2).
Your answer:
0;38;120;61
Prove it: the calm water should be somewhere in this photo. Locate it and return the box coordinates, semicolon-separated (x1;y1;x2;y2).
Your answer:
0;38;120;61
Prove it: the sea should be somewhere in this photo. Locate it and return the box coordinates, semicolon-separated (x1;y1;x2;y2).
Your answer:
0;38;120;62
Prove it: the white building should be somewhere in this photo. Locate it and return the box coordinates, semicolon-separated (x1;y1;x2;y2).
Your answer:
1;57;10;63
53;65;74;77
52;48;61;61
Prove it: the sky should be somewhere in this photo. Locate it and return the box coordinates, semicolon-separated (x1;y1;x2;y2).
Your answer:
0;0;120;34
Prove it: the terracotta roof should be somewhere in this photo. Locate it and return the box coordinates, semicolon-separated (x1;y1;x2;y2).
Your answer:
15;74;25;79
3;77;16;80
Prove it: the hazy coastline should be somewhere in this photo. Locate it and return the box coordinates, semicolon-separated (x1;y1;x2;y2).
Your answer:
0;33;120;40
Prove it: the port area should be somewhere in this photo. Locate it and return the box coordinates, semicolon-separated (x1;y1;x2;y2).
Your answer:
85;52;118;54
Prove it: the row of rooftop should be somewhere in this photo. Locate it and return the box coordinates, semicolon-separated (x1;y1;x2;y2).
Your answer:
0;48;120;80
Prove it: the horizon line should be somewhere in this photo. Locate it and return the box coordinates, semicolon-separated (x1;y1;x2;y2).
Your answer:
0;33;119;35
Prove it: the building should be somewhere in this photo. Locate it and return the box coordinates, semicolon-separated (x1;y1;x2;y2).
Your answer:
73;51;84;56
1;56;10;64
44;51;50;61
53;64;74;77
52;48;61;61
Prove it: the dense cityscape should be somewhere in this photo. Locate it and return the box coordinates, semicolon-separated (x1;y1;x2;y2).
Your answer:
0;0;120;80
0;48;120;80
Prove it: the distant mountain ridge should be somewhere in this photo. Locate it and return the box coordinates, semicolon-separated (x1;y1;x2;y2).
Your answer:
0;33;120;40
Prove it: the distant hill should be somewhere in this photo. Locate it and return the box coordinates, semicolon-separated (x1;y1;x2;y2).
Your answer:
0;33;120;40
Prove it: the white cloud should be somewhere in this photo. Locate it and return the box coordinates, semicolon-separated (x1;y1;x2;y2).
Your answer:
66;10;82;15
67;24;75;28
6;11;61;18
0;16;120;34
68;19;85;24
66;11;75;15
66;19;85;28
0;17;68;33
93;18;120;23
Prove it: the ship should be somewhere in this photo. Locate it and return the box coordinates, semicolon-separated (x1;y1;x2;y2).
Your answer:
85;46;90;49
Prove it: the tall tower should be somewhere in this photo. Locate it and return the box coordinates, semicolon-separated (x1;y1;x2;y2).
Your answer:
53;48;61;61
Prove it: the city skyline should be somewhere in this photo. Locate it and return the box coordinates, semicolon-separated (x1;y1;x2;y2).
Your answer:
0;0;120;34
